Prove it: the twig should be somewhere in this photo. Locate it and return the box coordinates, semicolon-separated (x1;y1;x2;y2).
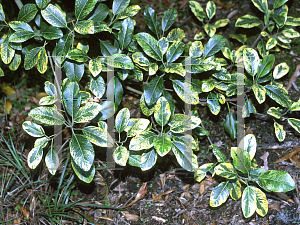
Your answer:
14;0;23;10
251;20;269;49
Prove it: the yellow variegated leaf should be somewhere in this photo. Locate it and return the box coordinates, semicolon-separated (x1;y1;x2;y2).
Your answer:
215;19;229;28
164;63;185;76
113;146;129;166
149;63;158;75
1;35;15;64
229;34;247;44
235;15;261;28
89;58;102;77
37;47;47;74
251;186;268;217
229;180;242;200
154;96;171;127
282;28;300;38
27;146;43;169
204;23;216;37
194;32;206;40
167;28;185;42
287;118;300;133
274;121;286;142
273;62;289;79
267;107;281;119
210;181;231;207
266;37;277;50
189;41;203;57
129;131;156;150
194;163;214;182
172;79;199;105
252;83;266;104
140;93;155;116
124;118;150;137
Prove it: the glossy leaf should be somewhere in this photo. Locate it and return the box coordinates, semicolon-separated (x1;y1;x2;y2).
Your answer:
74;102;102;123
274;121;286;142
140;93;155;116
172;79;199;105
215;163;237;179
210;145;226;163
118;18;134;50
265;85;291;107
238;134;256;160
166;41;184;63
144;76;164;106
135;32;163;61
75;0;97;20
242;186;256;218
189;41;203;57
115;108;130;133
273;62;289;79
287;118;300;133
89;76;105;98
141;148;157;171
189;1;206;22
167;28;185;42
22;121;45;137
144;6;160;36
112;0;130;15
257;54;275;77
251;186;268;217
266;37;277;50
210;181;230;207
36;0;51;9
18;4;38;23
0;4;5;21
206;1;216;20
63;59;84;82
71;158;95;183
41;4;67;28
41;26;63;40
74;20;94;34
229;180;242;201
194;163;214;182
88;3;109;21
29;106;65;125
159;37;169;55
162;8;177;32
224;111;237;140
83;126;111;147
63;82;80;117
243;48;259;76
164;63;185;76
39;96;56;105
124;118;150;137
153;135;172;157
259;170;295;192
45;148;59;175
89;58;102;77
105;54;134;69
202;35;226;58
1;35;15;64
169;114;201;133
37;47;47;74
113;146;129;166
252;83;266;104
116;5;141;20
215;19;230;28
9;53;21;71
207;92;220;115
67;49;89;63
273;0;288;9
267;107;281;119
27;146;43;169
9;30;35;43
172;141;194;172
235;15;261;28
129;131;156;150
251;0;268;13
24;47;41;70
154;97;171;126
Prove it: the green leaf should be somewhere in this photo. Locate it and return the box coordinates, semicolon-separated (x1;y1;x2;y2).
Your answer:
124;118;150;137
274;121;286;142
215;163;237;179
215;19;230;28
194;163;214;182
77;38;89;53
265;85;291;107
273;0;288;8
35;0;51;9
22;121;45;137
9;21;33;32
189;41;203;57
44;81;56;97
83;126;112;147
257;54;275;77
8;30;35;43
271;5;288;27
74;102;102;123
39;96;56;105
289;99;300;111
231;147;251;173
27;146;43;169
205;23;216;37
229;34;247;44
287;118;300;133
206;1;216;20
238;134;257;160
115;108;130;133
202;35;226;58
140;93;155;116
159;37;169;55
63;59;84;82
153;135;172;157
172;141;194;172
184;57;216;74
235;15;261;28
243;48;259;76
282;28;300;38
118;18;134;50
37;47;48;74
144;6;160;37
144;76;164;106
116;5;141;20
273;62;289;79
228;180;242;201
251;186;268;217
128;151;142;168
210;181;230;207
164;63;185;76
266;37;277;50
189;1;206;22
45;148;59;175
251;0;268;13
135;32;163;61
171;133;198;151
113;146;129;166
210;145;226;163
224;111;237;140
9;53;21;71
172;79;199;105
92;101;114;121
105;54;134;69
63;82;80;117
267;107;281;119
162;8;177;32
70;134;94;171
29;106;65;125
259;170;295;192
56;33;73;57
89;58;102;77
75;0;97;20
132;52;150;66
129;131;156;150
0;4;5;21
18;4;38;23
88;3;109;21
74;20;94;34
94;21;111;33
166;41;184;63
41;4;67;28
67;49;88;63
169;114;201;133
141;148;157;171
1;35;15;64
252;83;266;104
286;16;300;26
41;26;63;40
24;47;41;70
112;0;130;15
89;76;105;98
207;92;220;115
242;186;256;218
114;77;123;108
167;28;185;42
71;158;95;183
154;97;171;126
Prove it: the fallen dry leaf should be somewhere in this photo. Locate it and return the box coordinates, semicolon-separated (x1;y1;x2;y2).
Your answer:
290;154;300;168
36;92;48;99
125;182;147;207
13;218;21;224
18;204;30;220
152;216;167;223
2;100;12;114
274;192;295;203
260;152;269;171
159;173;166;189
95;216;113;221
2;83;16;96
275;147;300;166
124;213;139;222
153;189;175;200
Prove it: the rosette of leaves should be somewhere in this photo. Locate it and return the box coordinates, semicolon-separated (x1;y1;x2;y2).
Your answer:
195;134;295;218
22;79;113;183
114;103;201;172
233;0;300;50
189;1;230;39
